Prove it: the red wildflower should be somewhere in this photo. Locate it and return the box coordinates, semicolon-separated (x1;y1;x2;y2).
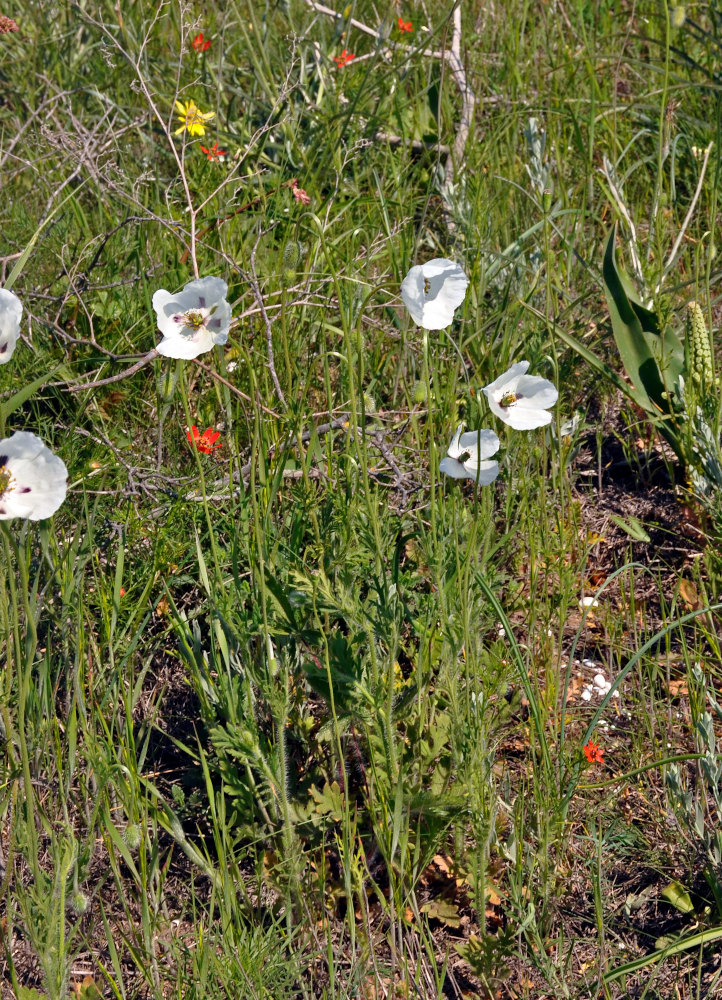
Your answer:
187;426;222;453
333;49;355;67
397;17;413;32
291;179;311;205
583;739;604;764
0;15;19;32
192;32;211;52
200;142;226;161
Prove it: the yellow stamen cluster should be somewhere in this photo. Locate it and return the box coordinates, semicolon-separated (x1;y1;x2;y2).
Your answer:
499;391;518;407
0;465;13;498
183;310;205;330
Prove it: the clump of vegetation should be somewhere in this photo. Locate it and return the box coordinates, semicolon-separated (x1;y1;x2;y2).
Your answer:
2;3;722;999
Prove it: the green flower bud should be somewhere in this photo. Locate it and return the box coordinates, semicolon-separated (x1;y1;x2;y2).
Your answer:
71;892;89;915
411;380;427;404
157;362;180;404
123;823;142;850
282;241;303;286
671;6;686;28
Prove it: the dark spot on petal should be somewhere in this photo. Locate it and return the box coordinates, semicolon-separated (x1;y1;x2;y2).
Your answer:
18;487;31;493
198;296;206;308
172;313;185;323
208;319;221;329
0;342;7;354
0;455;7;466
0;507;5;515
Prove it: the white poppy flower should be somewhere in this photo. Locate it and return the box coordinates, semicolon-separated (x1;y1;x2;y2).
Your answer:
439;425;500;485
0;288;23;363
152;276;231;359
0;431;68;520
482;361;558;430
400;258;468;330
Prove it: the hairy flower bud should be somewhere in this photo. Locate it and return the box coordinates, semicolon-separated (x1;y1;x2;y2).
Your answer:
157;362;180;403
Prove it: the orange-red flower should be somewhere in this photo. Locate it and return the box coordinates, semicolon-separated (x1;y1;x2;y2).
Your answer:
583;738;604;764
187;426;222;453
333;49;355;67
192;32;211;52
291;179;311;205
397;17;413;32
200;142;226;161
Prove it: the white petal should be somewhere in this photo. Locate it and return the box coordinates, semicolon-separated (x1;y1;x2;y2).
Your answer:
458;428;499;461
446;425;465;459
205;297;232;338
503;404;553;430
482;361;530;397
183;275;228;304
463;459;499;485
157;326;218;359
152;289;180;338
0;288;22;363
439;456;469;479
515;374;559;408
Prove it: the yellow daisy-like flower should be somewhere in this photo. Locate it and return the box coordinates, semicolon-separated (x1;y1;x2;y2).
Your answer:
174;99;215;137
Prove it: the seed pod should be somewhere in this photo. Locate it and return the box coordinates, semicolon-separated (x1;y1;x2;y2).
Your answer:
686;301;714;389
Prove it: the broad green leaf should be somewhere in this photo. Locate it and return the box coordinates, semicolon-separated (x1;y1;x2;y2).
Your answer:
661;879;695;914
603;225;660;410
603;225;683;408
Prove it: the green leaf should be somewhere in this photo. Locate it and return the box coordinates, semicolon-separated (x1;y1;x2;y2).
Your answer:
604;925;722;983
608;514;651;543
661;879;695;914
603;226;683;405
0;365;62;421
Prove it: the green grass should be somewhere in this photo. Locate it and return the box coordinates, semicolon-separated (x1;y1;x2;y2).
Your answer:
2;1;722;998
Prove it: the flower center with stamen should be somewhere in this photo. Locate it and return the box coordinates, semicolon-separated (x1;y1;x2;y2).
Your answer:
183;310;206;330
0;463;14;498
458;450;471;463
423;277;431;295
499;391;518;407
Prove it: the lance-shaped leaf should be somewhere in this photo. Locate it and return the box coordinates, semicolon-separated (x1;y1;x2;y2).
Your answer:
602;224;684;457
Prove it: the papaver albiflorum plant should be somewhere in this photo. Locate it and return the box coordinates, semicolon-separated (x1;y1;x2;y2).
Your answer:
153;276;231;359
0;431;68;520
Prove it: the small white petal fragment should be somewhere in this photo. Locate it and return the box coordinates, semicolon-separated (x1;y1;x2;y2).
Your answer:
400;258;468;330
440;425;500;485
482;360;559;429
153;276;231;359
0;431;67;520
0;288;23;363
